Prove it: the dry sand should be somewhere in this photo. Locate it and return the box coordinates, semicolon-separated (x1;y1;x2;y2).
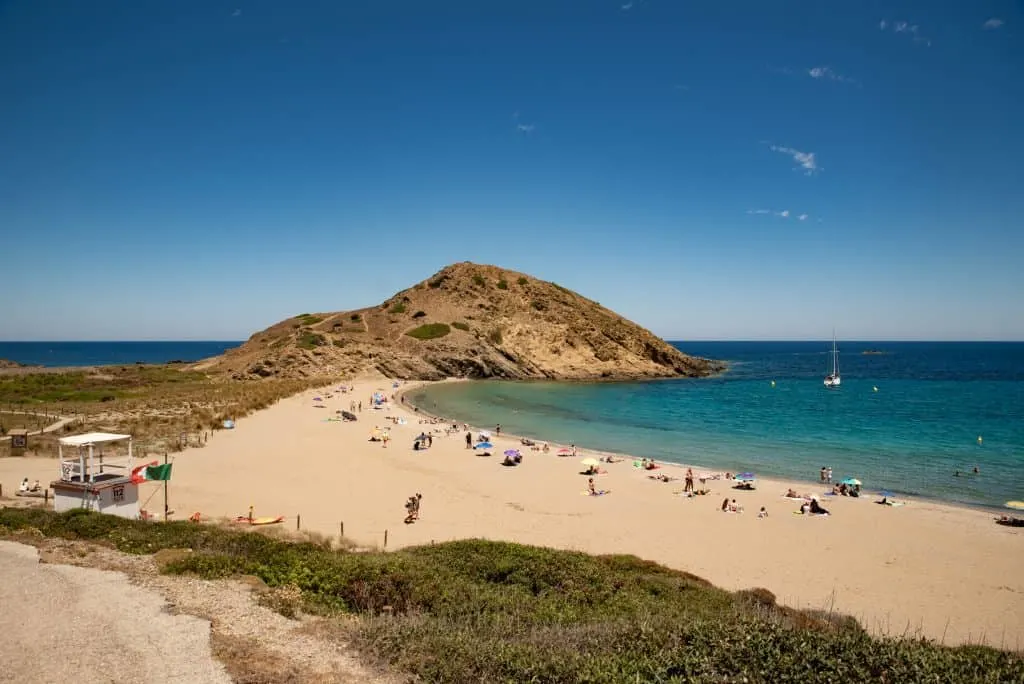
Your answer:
3;376;1022;650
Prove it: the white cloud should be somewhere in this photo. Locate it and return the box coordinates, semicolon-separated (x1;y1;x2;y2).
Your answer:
621;2;634;9
516;123;535;134
983;18;1004;30
232;8;241;17
747;209;814;221
808;66;855;84
769;144;819;175
880;19;931;46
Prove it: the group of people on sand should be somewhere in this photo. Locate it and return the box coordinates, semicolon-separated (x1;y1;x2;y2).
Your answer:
18;478;41;493
832;482;861;497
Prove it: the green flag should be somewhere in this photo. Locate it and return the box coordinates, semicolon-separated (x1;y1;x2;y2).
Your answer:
131;462;172;483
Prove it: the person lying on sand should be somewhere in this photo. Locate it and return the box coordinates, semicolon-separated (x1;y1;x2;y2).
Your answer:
602;455;621;463
520;438;535;446
30;480;40;492
785;488;799;498
582;465;607;475
648;473;677;482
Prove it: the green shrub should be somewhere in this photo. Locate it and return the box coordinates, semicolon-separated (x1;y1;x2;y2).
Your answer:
1;510;1021;684
350;314;361;322
496;279;508;290
472;274;485;287
406;324;451;341
517;276;528;286
531;300;547;312
298;314;322;325
428;276;447;289
451;321;470;331
411;311;426;319
389;303;407;314
296;332;326;350
487;328;503;345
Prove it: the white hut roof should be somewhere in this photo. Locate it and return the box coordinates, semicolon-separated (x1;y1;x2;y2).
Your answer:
59;432;131;447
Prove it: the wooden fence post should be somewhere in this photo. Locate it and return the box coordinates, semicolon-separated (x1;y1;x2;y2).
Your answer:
384;529;388;548
340;521;344;538
296;514;301;530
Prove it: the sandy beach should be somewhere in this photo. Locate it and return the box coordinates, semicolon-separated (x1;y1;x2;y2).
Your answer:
3;375;1022;649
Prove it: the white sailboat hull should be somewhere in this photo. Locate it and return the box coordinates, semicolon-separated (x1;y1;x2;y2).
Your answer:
824;376;841;388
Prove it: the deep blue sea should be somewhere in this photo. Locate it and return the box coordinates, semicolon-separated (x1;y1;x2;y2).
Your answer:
408;342;1024;510
0;341;241;367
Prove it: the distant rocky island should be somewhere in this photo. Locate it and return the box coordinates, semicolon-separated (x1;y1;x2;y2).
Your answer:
200;262;724;381
861;350;889;355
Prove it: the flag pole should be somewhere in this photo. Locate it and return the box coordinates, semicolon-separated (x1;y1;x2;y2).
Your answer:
163;452;169;522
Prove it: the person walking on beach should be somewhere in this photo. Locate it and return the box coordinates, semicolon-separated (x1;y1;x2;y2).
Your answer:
684;468;694;493
826;467;833;484
358;401;362;412
495;424;501;436
465;432;472;449
820;467;826;483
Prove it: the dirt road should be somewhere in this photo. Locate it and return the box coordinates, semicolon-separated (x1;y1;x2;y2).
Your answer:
0;540;230;684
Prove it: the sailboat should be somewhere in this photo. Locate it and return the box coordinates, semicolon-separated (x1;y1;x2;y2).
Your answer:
824;331;841;388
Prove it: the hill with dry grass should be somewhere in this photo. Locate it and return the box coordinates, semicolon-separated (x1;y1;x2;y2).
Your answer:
202;262;723;381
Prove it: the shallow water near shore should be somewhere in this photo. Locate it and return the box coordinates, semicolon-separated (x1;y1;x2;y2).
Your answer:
408;341;1024;510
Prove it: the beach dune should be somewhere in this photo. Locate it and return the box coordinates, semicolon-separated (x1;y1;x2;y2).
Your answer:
3;377;1021;649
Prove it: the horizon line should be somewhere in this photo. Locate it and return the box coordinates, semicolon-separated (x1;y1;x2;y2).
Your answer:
2;339;1023;344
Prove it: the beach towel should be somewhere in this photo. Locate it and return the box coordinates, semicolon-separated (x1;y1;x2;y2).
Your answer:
581;490;612;496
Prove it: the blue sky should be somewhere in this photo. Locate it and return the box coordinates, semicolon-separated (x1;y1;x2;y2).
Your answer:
1;1;1021;341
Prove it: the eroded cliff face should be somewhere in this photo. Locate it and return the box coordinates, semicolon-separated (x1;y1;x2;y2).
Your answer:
201;262;724;381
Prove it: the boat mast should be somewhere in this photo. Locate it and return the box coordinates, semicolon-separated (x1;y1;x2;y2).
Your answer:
832;330;839;377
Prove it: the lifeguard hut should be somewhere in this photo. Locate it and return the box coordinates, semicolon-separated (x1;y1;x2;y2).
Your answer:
51;432;139;518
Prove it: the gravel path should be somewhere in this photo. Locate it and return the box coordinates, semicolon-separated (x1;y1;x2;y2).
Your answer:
0;541;231;684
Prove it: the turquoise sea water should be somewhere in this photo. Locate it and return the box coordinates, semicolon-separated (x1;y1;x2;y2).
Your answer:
408;342;1024;510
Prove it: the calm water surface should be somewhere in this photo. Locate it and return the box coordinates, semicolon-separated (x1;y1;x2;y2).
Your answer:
409;342;1024;509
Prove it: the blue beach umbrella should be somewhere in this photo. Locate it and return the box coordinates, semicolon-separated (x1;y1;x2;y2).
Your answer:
840;477;862;486
474;442;494;450
735;472;756;482
503;449;520;457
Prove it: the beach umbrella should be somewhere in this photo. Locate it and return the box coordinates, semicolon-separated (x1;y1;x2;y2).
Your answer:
840;477;862;486
580;457;599;467
557;448;573;455
504;449;520;457
735;472;756;482
1006;501;1024;510
474;442;494;450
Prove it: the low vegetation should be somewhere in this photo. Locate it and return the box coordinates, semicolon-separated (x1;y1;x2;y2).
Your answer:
451;321;470;331
487;328;503;345
0;366;336;456
411;310;426;319
496;278;508;290
472;274;486;287
388;303;407;314
517;276;528;286
406;323;451;341
1;509;1019;684
296;332;326;350
297;314;323;325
